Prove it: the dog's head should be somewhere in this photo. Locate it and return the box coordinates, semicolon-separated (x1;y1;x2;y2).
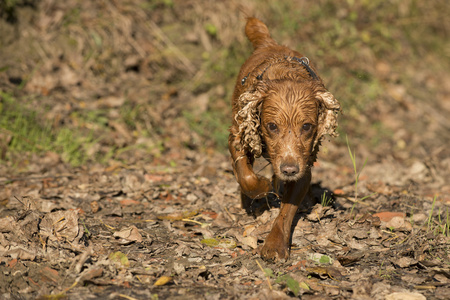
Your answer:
235;80;340;181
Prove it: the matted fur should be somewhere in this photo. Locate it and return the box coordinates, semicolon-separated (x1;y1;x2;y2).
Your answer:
315;91;341;147
234;90;264;157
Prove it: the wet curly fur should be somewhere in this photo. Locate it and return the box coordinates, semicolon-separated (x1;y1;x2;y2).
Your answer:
228;17;341;261
234;90;264;157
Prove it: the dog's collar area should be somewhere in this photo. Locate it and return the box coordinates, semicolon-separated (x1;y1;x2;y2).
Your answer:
241;56;319;86
291;56;319;80
241;74;249;85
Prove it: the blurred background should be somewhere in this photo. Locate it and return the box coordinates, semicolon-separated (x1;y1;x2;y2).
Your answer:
0;0;449;171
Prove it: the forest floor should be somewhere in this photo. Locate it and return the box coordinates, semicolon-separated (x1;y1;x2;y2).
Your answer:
0;1;449;299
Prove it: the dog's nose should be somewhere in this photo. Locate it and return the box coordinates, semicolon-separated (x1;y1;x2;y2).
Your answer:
280;163;299;176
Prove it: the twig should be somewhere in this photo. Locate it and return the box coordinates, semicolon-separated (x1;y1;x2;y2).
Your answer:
255;259;272;290
118;294;139;300
181;218;203;225
223;206;236;222
74;246;93;274
100;220;116;230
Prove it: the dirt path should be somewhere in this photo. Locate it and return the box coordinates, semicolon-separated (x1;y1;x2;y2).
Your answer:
1;149;449;299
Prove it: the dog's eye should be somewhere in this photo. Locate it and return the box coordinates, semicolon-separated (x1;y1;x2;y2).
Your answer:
302;123;312;132
267;123;278;132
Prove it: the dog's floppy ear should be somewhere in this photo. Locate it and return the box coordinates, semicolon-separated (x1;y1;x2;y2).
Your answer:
234;82;268;157
315;91;341;146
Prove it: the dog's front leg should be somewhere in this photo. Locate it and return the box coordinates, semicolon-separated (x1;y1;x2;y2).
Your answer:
260;171;311;261
229;140;272;208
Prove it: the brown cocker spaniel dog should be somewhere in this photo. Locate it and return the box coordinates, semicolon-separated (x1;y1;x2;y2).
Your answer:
228;18;341;261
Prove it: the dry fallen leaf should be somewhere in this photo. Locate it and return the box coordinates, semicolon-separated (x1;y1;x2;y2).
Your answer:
201;237;236;249
305;266;343;280
385;292;426;300
80;268;104;283
241;236;258;249
385;216;412;231
243;224;256;237
307;253;334;265
157;210;200;221
153;275;172;286
306;204;327;221
0;216;19;233
373;212;406;222
39;210;80;242
113;226;143;243
5;246;36;261
393;257;417;268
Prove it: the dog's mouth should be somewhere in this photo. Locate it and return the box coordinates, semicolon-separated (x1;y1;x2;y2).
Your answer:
277;172;303;182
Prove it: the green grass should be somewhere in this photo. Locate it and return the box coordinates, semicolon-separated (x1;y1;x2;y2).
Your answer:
0;89;168;167
0;92;95;166
346;136;376;214
183;110;230;151
320;191;333;207
0;91;167;167
257;262;309;296
378;261;397;280
427;196;450;237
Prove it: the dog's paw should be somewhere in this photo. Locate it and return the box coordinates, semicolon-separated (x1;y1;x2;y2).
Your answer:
259;226;289;261
260;240;289;261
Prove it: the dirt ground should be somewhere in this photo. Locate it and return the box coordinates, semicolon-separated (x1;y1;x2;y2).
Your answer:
1;1;450;299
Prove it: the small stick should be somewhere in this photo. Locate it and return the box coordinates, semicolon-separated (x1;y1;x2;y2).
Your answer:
255;259;272;290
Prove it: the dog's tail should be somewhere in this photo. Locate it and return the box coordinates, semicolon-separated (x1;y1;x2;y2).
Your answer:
245;17;277;49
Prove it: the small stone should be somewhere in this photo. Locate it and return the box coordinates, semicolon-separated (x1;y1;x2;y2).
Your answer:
90;201;100;213
186;194;198;201
173;262;185;275
411;213;427;224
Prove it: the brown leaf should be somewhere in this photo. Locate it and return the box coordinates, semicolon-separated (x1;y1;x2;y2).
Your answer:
39;266;60;283
157;210;199;221
96;96;125;108
0;216;18;233
113;226;143;243
373;212;406;222
6;247;36;261
367;181;394;195
80;268;103;282
305;266;343;280
306;204;327;221
39;210;80;242
385;292;426;300
337;250;365;266
385;216;412;231
393;257;417;268
241;236;258;249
